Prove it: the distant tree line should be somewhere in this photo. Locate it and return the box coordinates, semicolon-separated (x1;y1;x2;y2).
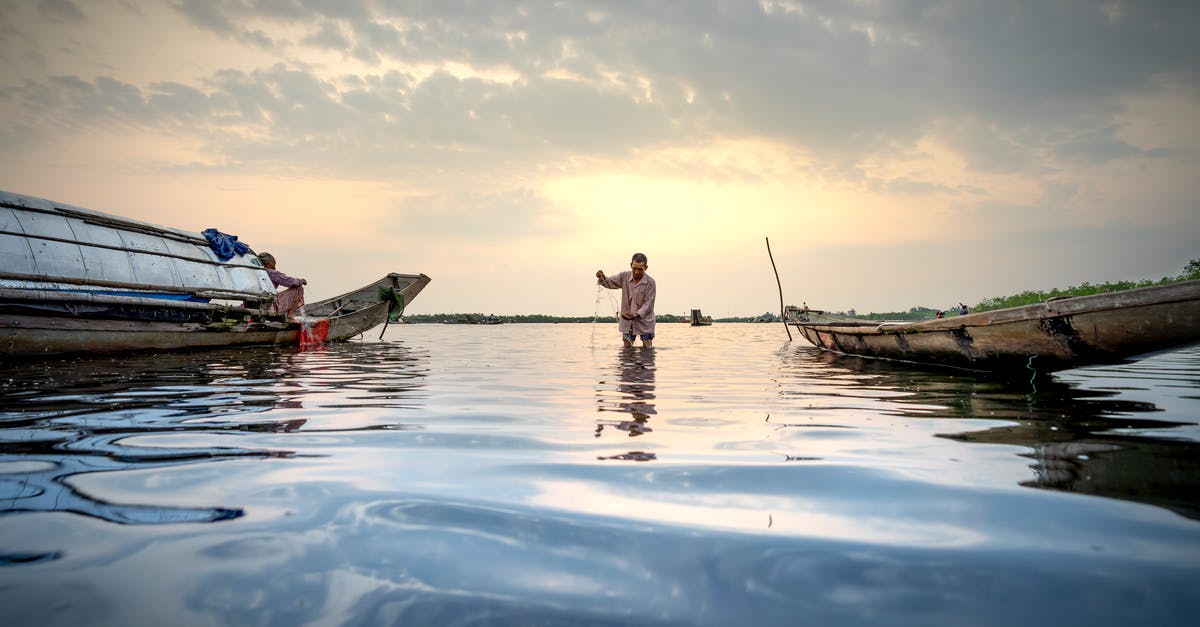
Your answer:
401;312;786;324
850;307;941;322
402;313;692;324
400;259;1198;324
972;257;1200;313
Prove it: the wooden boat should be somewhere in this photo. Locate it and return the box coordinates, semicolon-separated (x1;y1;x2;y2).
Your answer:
784;280;1200;373
0;190;430;356
689;308;712;326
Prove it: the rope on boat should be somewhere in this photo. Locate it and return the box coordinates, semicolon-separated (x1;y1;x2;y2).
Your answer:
1026;354;1039;392
377;287;406;340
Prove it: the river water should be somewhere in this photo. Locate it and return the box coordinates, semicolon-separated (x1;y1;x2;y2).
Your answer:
1;323;1198;625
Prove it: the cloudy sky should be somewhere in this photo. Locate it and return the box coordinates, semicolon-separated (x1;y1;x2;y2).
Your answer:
1;1;1197;316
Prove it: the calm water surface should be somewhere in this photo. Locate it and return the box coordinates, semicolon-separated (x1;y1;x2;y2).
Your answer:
2;323;1199;625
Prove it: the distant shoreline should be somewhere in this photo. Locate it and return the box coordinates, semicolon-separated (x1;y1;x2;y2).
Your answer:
401;314;778;324
402;260;1200;325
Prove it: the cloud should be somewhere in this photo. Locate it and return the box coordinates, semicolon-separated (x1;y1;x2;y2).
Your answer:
390;188;565;241
169;0;239;38
301;20;350;50
1;0;1198;316
5;0;1197;185
37;0;84;22
170;0;276;48
150;4;1191;181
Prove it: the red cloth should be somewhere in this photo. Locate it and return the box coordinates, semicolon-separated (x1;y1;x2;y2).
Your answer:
300;319;329;348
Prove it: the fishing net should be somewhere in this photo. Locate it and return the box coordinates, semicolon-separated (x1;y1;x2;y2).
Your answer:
591;283;620;349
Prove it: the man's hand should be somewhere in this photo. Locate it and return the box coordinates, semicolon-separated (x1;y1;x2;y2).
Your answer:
621;313;635;320
595;270;605;280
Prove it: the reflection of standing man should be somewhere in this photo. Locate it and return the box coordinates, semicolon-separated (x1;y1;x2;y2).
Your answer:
596;252;657;347
596;347;656;437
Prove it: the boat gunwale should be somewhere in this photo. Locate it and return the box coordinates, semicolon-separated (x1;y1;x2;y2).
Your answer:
2;273;430;322
0;287;257;312
0;277;272;302
787;279;1200;336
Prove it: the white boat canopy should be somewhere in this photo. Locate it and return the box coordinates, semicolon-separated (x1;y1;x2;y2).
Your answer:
0;190;275;301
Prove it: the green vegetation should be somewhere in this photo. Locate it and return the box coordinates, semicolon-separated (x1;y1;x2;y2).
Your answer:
853;307;941;322
972;257;1199;312
846;257;1200;320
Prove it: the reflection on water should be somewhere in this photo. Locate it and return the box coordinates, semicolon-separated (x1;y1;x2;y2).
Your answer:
594;347;657;460
777;346;1200;520
0;343;427;525
1;325;1198;625
595;347;656;434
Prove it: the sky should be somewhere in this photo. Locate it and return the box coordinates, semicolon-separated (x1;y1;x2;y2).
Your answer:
1;1;1198;317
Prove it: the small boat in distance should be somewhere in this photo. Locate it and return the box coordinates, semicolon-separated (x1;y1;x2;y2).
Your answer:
689;309;713;326
785;280;1200;374
0;190;430;356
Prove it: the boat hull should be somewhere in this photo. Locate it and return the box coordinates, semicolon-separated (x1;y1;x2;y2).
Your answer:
788;280;1200;373
1;273;430;356
3;314;300;354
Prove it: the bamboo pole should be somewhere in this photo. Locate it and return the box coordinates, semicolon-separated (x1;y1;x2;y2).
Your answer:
765;237;792;341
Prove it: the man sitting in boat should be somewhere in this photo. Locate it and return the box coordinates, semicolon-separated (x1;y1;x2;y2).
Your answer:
257;252;307;322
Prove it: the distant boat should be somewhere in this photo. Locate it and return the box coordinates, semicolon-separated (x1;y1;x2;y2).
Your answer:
784;280;1200;373
0;190;430;356
690;308;713;326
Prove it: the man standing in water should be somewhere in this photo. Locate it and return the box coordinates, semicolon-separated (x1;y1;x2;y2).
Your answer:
596;253;657;347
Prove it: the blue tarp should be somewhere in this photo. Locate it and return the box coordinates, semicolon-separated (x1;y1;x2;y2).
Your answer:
62;289;210;303
202;228;251;261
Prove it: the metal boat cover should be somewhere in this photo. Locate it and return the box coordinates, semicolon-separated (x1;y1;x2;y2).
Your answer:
0;190;276;300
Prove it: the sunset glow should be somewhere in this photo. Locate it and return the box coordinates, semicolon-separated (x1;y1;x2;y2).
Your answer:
2;1;1197;316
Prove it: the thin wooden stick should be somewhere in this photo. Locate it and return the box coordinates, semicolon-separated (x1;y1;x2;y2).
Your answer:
765;237;792;340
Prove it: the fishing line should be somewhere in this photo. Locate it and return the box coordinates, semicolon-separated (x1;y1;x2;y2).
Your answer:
1022;320;1038;393
591;283;619;350
591;284;602;350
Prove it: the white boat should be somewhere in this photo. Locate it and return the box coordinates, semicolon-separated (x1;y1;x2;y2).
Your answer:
0;190;430;355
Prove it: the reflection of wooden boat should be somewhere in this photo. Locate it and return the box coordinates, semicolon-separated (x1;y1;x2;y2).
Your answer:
0;190;430;356
785;280;1200;373
782;346;1200;520
689;308;713;326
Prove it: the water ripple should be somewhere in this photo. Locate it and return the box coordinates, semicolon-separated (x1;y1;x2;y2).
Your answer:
1;325;1198;625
